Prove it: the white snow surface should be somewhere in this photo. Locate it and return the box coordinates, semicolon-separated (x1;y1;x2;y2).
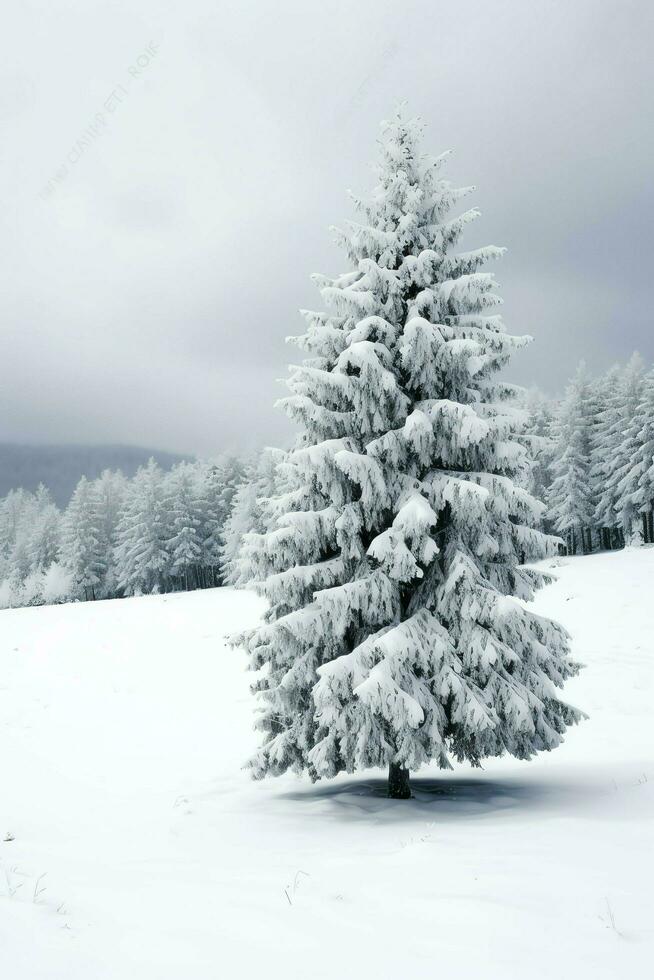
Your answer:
1;548;653;978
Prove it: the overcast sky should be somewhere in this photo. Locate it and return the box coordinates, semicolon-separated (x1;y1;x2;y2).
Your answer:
2;0;653;456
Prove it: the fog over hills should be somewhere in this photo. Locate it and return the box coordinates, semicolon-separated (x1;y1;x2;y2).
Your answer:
0;443;192;506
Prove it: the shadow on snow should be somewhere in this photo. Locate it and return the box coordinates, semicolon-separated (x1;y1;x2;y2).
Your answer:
275;770;616;823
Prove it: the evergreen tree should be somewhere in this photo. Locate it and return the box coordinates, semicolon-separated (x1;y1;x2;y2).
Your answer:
591;364;624;550
93;469;128;597
222;448;284;586
235;110;582;798
2;489;39;586
60;477;106;600
0;489;30;560
0;489;34;603
620;368;654;543
114;459;171;595
164;462;205;590
603;354;645;543
199;456;247;586
193;462;224;588
27;499;61;572
521;388;556;528
548;364;594;554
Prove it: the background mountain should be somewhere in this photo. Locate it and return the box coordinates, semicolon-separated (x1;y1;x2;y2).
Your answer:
0;443;192;506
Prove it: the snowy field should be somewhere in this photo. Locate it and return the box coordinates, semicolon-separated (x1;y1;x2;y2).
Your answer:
1;548;652;978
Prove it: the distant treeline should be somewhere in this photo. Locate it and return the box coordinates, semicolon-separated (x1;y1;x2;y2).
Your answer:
3;353;653;610
526;353;654;554
0;456;247;608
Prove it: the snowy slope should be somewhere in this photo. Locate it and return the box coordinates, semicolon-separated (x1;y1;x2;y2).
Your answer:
1;549;652;978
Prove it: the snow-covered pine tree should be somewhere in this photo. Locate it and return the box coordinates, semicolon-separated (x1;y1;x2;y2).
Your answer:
114;459;171;595
5;490;40;589
60;477;106;600
521;388;556;528
0;489;28;562
93;469;128;596
0;483;69;608
200;456;246;585
619;367;654;544
164;462;205;591
193;461;227;588
0;489;34;604
27;486;62;572
221;448;285;586
591;364;624;550
547;364;595;554
600;353;645;545
236;109;582;798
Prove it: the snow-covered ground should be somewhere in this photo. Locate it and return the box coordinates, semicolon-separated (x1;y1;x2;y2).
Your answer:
1;548;652;978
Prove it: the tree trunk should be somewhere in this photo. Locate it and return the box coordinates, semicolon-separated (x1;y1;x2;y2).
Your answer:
388;763;411;799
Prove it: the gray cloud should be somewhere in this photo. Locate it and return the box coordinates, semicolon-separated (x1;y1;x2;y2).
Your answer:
2;0;653;456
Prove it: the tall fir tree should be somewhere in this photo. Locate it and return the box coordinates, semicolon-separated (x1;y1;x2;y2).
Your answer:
60;477;106;600
114;459;171;595
164;462;205;590
93;469;128;596
0;490;29;560
608;353;645;544
547;364;594;554
197;457;247;586
235;110;582;798
27;490;61;572
222;448;284;586
522;388;556;529
601;353;645;543
619;368;654;543
591;364;624;549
